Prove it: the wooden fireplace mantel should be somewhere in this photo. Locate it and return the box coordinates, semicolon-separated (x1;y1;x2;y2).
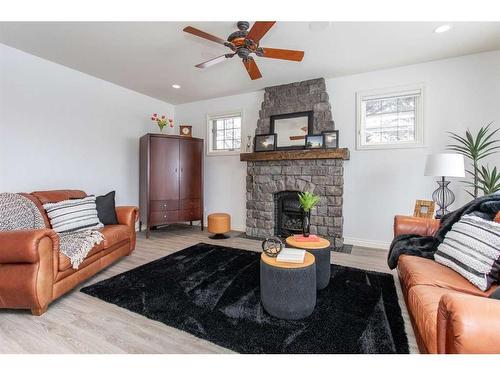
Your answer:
240;148;350;162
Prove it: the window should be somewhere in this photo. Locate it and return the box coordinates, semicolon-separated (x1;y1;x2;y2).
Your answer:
207;112;242;155
356;85;424;150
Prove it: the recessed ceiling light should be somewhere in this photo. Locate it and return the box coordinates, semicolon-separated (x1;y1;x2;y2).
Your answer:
434;24;451;33
172;84;181;89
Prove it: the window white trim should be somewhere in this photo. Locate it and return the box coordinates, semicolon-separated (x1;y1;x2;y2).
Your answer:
206;110;243;156
356;84;425;150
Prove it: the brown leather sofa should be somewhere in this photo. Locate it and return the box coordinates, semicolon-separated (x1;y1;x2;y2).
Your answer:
0;190;138;316
394;215;500;354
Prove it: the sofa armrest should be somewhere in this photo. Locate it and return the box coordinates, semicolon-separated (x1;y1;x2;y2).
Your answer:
115;206;139;251
115;206;139;227
0;229;58;263
437;293;500;353
393;215;440;237
0;229;58;314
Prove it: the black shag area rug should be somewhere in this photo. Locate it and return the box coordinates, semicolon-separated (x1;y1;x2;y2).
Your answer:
81;243;409;354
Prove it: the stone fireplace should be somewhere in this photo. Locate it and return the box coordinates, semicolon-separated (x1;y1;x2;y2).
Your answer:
241;78;347;249
245;159;344;248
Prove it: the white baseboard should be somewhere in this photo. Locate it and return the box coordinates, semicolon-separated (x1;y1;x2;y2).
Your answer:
343;236;390;250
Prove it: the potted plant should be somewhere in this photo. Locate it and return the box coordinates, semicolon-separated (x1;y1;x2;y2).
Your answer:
298;192;321;237
150;113;173;133
447;122;500;197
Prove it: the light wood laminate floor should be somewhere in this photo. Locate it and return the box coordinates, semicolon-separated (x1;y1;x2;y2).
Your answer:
0;226;418;354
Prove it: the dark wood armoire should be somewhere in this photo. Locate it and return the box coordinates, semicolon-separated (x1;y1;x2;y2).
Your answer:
139;134;203;238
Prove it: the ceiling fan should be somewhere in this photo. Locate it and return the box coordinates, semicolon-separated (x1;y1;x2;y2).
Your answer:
183;21;305;80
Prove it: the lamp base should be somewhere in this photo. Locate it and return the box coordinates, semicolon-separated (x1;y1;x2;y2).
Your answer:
432;177;455;218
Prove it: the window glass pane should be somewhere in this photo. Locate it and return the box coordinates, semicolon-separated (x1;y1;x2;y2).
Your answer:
361;92;419;146
210;115;242;152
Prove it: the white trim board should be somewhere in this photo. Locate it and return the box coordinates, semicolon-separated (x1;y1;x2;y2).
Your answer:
343;236;391;250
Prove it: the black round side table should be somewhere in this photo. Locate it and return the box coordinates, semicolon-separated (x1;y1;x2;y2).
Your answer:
286;236;331;290
260;252;316;320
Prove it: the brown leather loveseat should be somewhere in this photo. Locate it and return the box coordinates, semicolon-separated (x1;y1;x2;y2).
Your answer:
0;190;138;315
394;215;500;354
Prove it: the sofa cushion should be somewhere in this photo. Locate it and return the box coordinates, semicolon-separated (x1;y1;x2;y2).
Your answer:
58;241;105;271
398;254;498;297
407;285;449;354
95;191;119;225
31;190;87;204
100;225;130;249
434;215;500;291
43;196;103;233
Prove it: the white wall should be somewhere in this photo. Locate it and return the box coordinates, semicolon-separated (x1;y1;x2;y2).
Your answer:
176;50;500;247
0;44;174;206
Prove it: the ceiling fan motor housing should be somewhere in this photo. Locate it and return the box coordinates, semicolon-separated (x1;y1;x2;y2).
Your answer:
237;21;250;31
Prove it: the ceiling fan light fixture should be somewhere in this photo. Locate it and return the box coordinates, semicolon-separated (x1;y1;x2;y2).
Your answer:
172;84;181;89
434;24;452;33
183;21;304;80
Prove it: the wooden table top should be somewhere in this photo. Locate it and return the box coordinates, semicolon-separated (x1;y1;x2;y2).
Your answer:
286;235;331;250
260;252;315;269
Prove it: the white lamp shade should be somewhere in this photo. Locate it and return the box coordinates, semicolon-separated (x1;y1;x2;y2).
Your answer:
424;153;465;177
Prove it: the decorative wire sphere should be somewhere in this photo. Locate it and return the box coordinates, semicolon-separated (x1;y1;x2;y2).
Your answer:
261;237;284;257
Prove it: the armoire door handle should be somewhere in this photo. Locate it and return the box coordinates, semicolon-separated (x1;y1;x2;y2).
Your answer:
175;168;178;172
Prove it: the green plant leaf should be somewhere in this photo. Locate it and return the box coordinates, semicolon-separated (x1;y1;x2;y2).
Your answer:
298;192;321;212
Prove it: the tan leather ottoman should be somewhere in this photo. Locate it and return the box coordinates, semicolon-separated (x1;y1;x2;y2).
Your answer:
207;213;231;239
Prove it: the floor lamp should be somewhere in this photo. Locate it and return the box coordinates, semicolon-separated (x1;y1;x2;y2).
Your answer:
424;153;465;219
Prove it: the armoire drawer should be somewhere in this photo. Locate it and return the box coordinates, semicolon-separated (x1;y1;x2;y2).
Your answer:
178;208;201;222
180;199;201;210
150;211;178;225
151;200;179;211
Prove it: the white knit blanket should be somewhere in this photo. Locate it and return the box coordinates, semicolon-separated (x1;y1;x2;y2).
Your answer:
0;192;103;269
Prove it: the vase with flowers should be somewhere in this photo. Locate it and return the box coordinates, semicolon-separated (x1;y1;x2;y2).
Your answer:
298;191;321;237
150;113;174;134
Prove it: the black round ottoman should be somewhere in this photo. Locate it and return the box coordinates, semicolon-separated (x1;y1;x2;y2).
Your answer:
306;247;331;290
260;252;316;320
286;236;331;290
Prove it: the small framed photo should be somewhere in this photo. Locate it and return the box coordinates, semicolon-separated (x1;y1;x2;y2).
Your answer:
254;133;277;152
305;134;324;149
323;130;339;149
413;200;436;219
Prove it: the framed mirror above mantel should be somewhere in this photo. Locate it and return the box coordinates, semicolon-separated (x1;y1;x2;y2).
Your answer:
270;111;313;150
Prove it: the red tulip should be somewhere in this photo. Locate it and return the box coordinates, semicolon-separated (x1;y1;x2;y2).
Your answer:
151;117;155;120
161;115;165;119
153;113;157;117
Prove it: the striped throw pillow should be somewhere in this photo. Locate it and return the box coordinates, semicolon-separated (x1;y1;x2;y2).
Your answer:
435;215;500;291
43;196;103;234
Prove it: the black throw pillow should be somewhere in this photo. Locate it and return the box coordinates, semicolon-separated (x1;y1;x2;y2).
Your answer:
95;191;119;225
490;288;500;300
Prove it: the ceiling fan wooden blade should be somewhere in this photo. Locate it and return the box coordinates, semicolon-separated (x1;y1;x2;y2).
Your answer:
195;54;230;69
183;26;227;46
246;22;276;43
261;47;304;61
243;59;262;80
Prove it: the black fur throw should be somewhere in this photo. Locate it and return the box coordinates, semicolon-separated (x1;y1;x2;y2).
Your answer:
387;193;500;269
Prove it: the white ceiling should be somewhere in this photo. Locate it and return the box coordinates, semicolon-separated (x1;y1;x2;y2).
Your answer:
1;22;500;104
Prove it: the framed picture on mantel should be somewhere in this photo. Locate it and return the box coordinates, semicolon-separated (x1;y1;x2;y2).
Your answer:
270;111;313;150
254;134;277;152
323;130;339;149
